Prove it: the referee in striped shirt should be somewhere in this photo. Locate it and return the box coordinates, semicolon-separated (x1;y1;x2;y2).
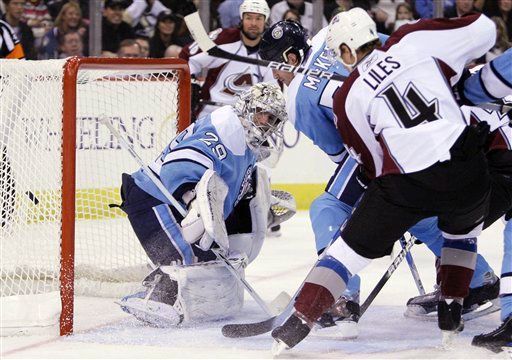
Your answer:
0;19;24;59
1;18;24;228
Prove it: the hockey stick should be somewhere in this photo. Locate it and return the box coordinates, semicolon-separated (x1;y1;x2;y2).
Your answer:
184;12;347;82
222;233;416;338
100;117;279;317
400;235;426;296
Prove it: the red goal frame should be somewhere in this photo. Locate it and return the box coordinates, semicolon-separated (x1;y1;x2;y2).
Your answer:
59;57;191;335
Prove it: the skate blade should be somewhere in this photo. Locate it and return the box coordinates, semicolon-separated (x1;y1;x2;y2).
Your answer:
312;320;358;340
462;299;500;321
405;299;500;322
441;330;459;350
116;298;181;327
271;339;289;358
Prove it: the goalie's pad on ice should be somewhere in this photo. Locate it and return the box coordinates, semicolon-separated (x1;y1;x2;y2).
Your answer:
119;257;246;326
161;256;246;322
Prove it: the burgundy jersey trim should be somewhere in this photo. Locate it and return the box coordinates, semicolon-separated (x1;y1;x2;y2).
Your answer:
334;68;378;179
380;13;483;52
470;113;511;151
378;135;403;175
179;28;241;59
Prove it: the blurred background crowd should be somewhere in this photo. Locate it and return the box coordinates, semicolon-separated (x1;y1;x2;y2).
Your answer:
1;0;509;63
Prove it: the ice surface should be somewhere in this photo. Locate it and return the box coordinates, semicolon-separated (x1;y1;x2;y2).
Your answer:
1;212;507;359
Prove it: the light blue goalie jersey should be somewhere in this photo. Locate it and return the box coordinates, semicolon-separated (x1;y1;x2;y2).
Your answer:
463;48;512;105
287;27;389;163
132;106;256;217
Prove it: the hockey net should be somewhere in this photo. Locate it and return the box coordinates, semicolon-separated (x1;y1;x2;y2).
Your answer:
0;57;191;335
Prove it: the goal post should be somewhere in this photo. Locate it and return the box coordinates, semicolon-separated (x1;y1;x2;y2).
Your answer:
0;57;191;336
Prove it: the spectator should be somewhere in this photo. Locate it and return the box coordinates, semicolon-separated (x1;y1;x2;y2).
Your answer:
390;2;415;32
163;43;181;57
2;0;35;59
123;0;170;38
39;1;87;59
444;0;476;18
117;38;141;57
282;8;300;23
102;0;134;56
217;0;243;28
22;0;52;49
134;34;150;57
45;0;89;21
486;16;511;62
324;0;352;22
149;11;183;58
269;0;327;35
493;0;512;40
58;29;83;57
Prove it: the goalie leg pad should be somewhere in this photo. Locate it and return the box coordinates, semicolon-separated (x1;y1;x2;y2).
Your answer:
161;257;246;322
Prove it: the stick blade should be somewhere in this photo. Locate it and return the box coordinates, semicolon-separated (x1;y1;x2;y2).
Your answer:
184;12;216;52
221;316;278;338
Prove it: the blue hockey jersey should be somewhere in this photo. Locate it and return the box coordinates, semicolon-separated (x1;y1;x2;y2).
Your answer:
132;106;256;217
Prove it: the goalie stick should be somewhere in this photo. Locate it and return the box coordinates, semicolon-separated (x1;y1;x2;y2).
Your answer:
184;11;512;117
222;234;416;338
100;117;282;317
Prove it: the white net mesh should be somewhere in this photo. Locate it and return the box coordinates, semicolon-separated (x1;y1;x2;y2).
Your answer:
0;58;186;333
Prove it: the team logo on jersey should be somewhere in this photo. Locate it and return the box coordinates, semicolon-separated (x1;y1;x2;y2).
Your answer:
272;26;283;39
222;67;254;95
235;165;254;205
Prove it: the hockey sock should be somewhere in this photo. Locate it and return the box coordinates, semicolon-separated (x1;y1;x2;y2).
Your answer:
439;237;477;298
410;218;493;289
294;255;352;323
501;220;512;322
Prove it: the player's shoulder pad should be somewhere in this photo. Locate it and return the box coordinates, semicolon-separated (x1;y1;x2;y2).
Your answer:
179;28;241;59
210;106;247;156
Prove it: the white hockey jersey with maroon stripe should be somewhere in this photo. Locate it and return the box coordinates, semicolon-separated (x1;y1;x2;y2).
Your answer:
462;106;512;152
179;27;276;118
333;14;496;178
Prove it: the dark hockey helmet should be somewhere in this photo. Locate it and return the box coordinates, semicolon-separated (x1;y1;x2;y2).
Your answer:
259;20;311;64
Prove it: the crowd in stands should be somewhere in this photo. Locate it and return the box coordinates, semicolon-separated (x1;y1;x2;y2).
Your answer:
0;0;510;62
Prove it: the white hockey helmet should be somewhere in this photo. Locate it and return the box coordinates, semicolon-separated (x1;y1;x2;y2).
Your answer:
234;83;287;156
326;7;378;67
239;0;270;20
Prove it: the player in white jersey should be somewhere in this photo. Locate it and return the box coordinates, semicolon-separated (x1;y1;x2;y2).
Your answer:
260;19;500;338
270;9;496;353
116;83;291;326
179;0;276;120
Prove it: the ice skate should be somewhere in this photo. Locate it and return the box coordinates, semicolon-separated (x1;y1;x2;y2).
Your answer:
438;298;464;349
314;295;360;340
472;315;512;353
271;313;311;356
405;273;500;321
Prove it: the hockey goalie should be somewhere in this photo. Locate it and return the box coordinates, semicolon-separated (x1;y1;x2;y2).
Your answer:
116;83;296;327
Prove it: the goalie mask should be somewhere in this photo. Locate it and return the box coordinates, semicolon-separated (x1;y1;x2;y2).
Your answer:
234;83;287;157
